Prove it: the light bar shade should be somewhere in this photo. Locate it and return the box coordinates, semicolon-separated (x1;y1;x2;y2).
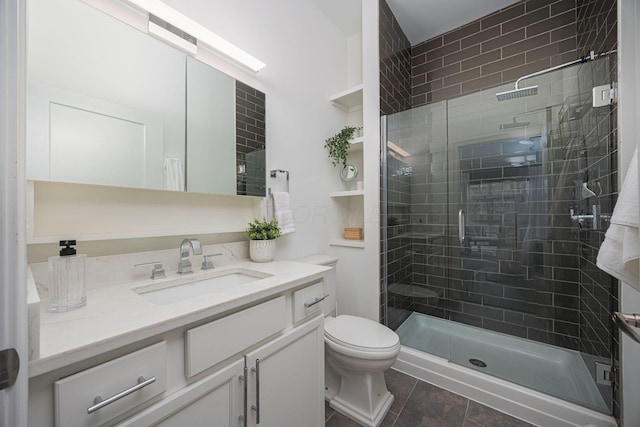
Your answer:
125;0;266;72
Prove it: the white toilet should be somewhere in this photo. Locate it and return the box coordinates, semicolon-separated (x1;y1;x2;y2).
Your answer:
298;255;401;427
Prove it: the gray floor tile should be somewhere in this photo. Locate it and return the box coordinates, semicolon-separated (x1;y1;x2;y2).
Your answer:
394;382;468;427
384;368;418;415
325;400;336;422
380;410;398;427
465;401;536;427
325;410;362;427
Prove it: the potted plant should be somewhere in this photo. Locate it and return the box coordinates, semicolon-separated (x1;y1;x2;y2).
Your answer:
246;218;281;262
324;125;362;168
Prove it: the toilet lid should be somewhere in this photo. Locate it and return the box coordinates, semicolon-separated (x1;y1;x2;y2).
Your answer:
324;315;399;351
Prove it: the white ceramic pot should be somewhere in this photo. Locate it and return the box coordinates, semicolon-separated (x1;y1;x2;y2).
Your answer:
249;239;276;262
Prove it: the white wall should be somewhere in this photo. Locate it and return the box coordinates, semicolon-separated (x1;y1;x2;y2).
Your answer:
618;1;640;425
28;0;382;320
159;0;382;320
158;0;352;256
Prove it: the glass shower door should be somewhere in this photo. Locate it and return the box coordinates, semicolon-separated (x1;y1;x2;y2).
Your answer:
384;101;452;361
444;57;615;413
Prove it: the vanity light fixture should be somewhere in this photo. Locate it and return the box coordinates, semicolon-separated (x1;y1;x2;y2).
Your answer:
123;0;266;72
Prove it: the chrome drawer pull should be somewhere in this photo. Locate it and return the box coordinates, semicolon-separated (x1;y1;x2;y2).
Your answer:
240;366;248;427
304;294;330;308
87;376;156;414
251;359;260;424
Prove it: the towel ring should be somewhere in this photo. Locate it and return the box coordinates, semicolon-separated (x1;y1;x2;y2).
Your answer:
268;169;289;195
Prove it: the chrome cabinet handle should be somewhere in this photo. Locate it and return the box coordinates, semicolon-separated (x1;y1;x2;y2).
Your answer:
87;376;156;414
458;209;465;244
304;294;330;308
240;366;248;427
251;359;260;424
613;312;640;344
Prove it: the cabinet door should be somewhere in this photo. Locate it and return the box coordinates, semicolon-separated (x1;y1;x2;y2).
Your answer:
119;359;244;427
245;316;324;427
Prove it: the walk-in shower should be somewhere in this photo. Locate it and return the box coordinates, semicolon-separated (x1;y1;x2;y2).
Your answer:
381;54;618;425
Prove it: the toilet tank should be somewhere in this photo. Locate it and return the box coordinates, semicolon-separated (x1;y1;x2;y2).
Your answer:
296;254;338;316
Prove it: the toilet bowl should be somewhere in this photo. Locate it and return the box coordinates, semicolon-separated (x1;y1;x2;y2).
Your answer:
297;254;401;427
324;315;401;427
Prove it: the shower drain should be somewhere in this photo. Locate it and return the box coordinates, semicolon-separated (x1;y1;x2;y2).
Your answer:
469;358;487;368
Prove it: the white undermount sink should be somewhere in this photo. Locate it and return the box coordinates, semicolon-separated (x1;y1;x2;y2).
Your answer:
133;268;272;305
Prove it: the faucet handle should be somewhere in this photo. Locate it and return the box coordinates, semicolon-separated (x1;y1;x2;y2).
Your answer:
135;261;166;280
202;253;223;270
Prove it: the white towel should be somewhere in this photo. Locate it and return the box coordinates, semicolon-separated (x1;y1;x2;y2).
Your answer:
597;147;640;291
163;158;184;191
271;191;295;235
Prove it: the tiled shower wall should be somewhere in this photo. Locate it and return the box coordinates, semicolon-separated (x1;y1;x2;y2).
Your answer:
379;0;412;324
411;0;579;107
379;0;412;116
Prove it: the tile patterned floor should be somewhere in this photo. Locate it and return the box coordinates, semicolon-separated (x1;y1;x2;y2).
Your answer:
325;369;536;427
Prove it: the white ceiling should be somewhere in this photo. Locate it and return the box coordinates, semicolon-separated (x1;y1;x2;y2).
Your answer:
386;0;521;45
312;1;525;46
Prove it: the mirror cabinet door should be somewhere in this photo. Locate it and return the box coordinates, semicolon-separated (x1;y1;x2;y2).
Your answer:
26;0;266;197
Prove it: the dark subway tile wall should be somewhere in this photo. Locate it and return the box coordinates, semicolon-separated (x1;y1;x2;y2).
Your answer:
380;0;412;116
235;81;266;196
577;0;617;57
411;0;578;107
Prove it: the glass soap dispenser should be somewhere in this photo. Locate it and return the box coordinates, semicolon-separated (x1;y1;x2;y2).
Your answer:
48;240;87;313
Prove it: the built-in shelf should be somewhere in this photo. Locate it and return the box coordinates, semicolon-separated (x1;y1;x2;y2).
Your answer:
330;189;364;198
330;238;365;248
348;136;364;153
329;85;363;112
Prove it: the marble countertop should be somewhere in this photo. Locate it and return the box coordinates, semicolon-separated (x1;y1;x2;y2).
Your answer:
29;260;329;378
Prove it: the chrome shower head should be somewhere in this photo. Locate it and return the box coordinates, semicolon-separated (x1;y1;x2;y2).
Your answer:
496;85;539;101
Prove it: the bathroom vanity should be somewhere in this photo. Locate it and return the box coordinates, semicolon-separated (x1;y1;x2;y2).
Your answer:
28;260;329;427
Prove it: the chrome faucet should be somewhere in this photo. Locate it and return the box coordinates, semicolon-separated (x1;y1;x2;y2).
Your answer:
177;238;203;274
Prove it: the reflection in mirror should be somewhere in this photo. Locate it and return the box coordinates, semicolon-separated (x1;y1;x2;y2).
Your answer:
26;0;266;197
340;164;358;182
186;58;266;196
186;57;236;194
27;0;185;190
235;82;266;196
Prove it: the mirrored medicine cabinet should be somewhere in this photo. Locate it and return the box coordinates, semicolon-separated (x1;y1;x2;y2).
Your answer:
26;0;266;197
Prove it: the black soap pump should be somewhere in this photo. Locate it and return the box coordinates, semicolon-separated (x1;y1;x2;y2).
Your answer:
47;240;87;312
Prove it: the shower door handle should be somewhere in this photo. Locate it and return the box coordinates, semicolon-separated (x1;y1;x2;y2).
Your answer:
613;312;640;344
458;210;465;244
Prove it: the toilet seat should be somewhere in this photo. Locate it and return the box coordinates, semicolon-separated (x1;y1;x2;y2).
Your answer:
325;315;400;359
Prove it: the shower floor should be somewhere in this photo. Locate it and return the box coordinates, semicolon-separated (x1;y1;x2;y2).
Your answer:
395;312;609;413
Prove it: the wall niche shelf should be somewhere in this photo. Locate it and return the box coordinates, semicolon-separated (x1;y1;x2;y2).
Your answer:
329;85;363;112
330;189;364;198
348;136;364;153
330;238;365;248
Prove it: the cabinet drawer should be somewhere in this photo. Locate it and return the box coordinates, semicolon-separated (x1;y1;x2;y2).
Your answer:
293;280;325;323
185;296;285;378
54;341;167;427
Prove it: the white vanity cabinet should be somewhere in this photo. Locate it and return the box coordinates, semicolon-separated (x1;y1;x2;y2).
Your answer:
29;274;327;427
245;316;324;427
118;359;245;427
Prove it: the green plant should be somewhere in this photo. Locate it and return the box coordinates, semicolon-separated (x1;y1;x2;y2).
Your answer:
324;126;362;167
246;218;281;240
